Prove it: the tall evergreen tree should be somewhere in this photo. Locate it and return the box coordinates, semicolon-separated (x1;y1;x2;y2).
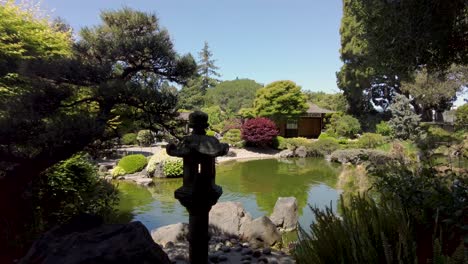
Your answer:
337;0;467;115
198;41;220;93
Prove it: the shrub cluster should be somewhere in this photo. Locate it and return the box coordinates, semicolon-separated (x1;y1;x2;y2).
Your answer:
241;117;279;146
375;121;394;136
33;154;119;231
115;154;148;175
206;130;216;137
357;133;386;148
221;129;245;148
146;150;183;178
295;194;417;263
274;136;341;157
330;149;393;165
137;130;153;146
162;160;184;177
326;113;361;138
121;133;137;145
454;103;468;131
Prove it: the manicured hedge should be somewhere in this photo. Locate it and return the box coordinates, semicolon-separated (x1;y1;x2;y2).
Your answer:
117;154;148;174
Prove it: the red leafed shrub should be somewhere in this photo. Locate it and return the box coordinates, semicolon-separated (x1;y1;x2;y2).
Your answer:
241;117;279;146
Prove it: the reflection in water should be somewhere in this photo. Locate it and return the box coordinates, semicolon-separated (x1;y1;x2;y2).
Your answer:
115;158;344;230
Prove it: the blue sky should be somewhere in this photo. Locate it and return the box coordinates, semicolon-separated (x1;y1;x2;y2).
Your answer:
42;0;343;93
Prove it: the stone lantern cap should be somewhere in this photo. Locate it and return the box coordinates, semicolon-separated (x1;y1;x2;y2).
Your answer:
167;111;229;158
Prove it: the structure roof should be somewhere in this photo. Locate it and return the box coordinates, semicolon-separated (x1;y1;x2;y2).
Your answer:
306;102;334;114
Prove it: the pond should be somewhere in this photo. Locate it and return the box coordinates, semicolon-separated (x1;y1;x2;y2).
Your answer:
114;158;344;231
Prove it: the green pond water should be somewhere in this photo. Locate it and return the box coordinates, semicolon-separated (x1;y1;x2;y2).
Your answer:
115;158;344;231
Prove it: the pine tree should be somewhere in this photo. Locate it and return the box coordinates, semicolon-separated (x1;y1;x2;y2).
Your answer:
388;94;421;140
197;41;220;93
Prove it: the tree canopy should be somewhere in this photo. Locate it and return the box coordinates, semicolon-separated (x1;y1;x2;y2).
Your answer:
305;91;348;112
253;80;308;118
0;6;196;259
205;78;262;115
337;0;468;117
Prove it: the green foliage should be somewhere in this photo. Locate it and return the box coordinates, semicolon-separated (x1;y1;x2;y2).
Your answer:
253;80;308;118
357;133;385;149
272;136;287;150
455;104;468;131
33;154;119;230
136;130;153;147
295;194;416;264
238;107;256;119
304;91;348;112
205;79;262;115
336;0;375;115
388;94;421;140
162;159;183;178
401;66;467;121
326;113;361;138
317;132;333;140
205;130;216;137
0;0;72;62
177;77;206;110
284;137;311;151
312;138;340;155
197;41;220;93
201;105;229;132
221;129;243;147
330;149;393;165
370;165;468;262
121;133;137;145
376;121;394;137
0;6;197;259
111;166;126;178
146;150;183;178
346;0;467;81
117;154;148;174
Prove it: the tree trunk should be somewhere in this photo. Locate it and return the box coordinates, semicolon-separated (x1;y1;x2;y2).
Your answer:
434;111;444;122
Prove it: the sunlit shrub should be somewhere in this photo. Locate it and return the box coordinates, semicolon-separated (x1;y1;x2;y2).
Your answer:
454;103;468;131
162;159;183;177
326;113;361;138
117;154;147;174
285;137;311;151
206;130;216;137
146;150;183;178
330;149;392;165
33;154;118;230
111;166;126;178
295;194;417;263
357;133;386;148
272;136;287;150
221;129;243;147
313;138;340;155
137;130;153;146
376;121;394;137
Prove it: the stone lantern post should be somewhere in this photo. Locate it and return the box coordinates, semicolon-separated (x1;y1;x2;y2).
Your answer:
166;111;229;264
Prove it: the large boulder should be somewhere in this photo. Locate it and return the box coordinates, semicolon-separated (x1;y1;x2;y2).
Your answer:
20;216;170;264
270;197;298;232
151;222;189;245
209;202;253;237
277;149;295;158
240;216;281;249
295;146;308;158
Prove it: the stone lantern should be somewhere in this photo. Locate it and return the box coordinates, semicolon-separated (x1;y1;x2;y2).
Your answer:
166;111;229;264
